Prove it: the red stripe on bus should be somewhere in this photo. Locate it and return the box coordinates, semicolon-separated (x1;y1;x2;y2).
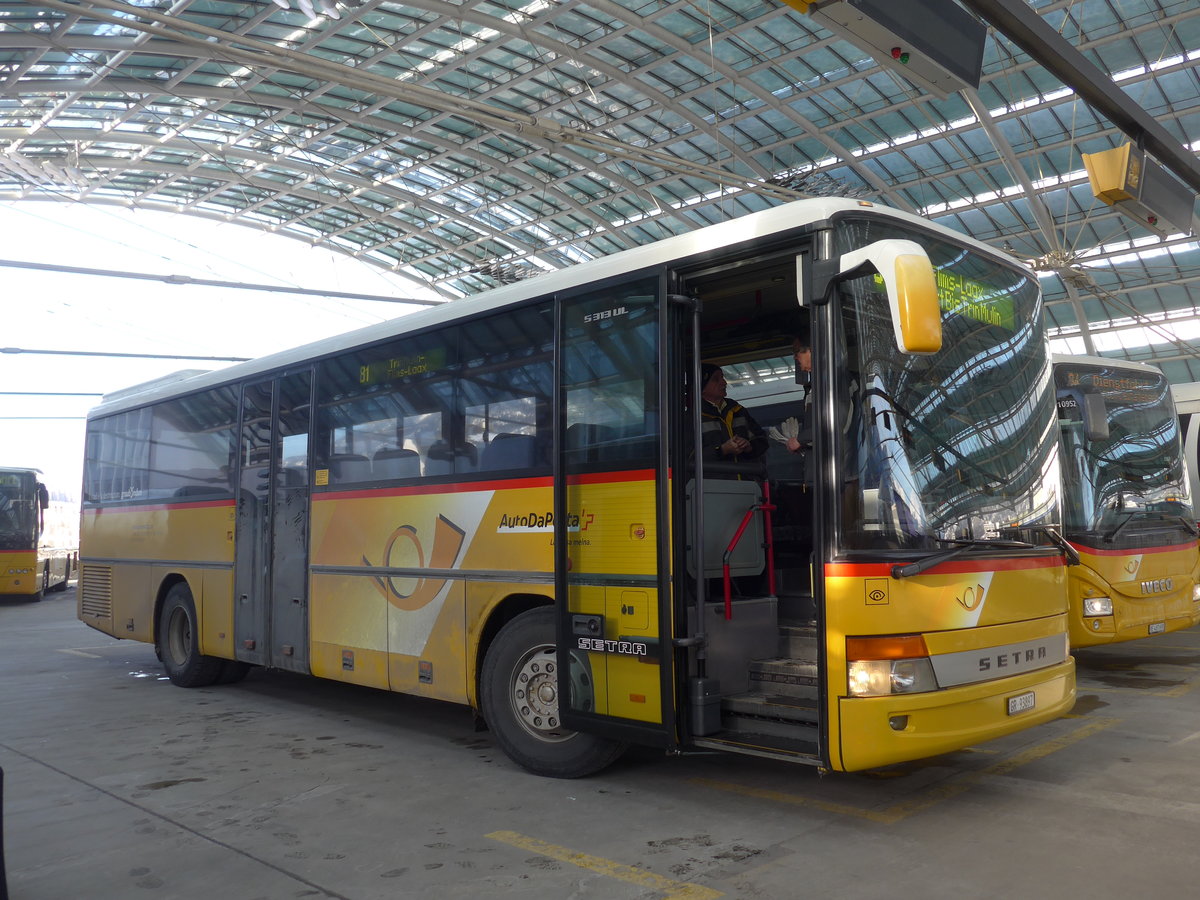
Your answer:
825;556;1064;577
315;469;656;502
1068;539;1199;557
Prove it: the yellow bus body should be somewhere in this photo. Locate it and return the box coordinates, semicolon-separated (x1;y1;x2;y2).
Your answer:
1;542;74;599
825;558;1075;772
1066;541;1200;646
1;549;45;597
305;472;664;720
79;499;236;649
82;474;667;726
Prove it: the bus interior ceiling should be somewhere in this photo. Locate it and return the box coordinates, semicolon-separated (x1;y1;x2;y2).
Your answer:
687;253;803;364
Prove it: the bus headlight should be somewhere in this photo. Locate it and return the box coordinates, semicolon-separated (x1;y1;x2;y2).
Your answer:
1082;596;1113;616
846;635;938;697
848;658;938;696
1192;584;1200;603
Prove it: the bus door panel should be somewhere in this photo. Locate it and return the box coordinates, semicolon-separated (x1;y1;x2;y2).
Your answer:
234;380;272;666
271;371;313;674
233;372;313;672
553;278;676;745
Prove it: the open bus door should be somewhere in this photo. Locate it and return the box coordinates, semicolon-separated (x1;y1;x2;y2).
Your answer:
552;277;679;750
233;371;313;673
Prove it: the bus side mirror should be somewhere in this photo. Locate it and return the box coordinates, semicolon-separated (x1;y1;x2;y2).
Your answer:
838;239;941;355
1082;393;1110;442
36;482;50;510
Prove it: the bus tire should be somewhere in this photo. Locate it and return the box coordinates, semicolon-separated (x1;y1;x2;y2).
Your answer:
217;659;251;684
157;583;224;688
480;607;625;778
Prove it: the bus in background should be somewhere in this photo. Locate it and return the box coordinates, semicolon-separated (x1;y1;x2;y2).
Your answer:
0;467;77;600
1054;356;1200;646
1171;380;1200;526
78;198;1074;778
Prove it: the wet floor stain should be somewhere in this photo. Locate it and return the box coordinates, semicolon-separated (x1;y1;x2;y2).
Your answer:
1091;674;1184;690
136;777;206;790
1071;693;1110;715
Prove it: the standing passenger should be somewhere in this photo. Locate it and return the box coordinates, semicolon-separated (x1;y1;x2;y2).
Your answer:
699;363;768;465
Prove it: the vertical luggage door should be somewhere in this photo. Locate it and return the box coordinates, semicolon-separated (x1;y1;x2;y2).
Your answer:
233;371;313;672
553;278;676;745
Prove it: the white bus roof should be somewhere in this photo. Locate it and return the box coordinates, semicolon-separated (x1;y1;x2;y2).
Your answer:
1171;381;1200;407
1051;354;1165;377
89;197;1025;419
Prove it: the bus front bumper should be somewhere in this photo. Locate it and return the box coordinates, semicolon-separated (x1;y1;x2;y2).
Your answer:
836;658;1076;772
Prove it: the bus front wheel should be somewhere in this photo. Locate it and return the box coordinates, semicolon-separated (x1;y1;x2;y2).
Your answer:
480;607;625;778
158;583;225;687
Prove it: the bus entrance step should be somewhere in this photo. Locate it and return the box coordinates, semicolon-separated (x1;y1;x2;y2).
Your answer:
720;692;818;745
692;733;820;763
723;691;819;726
777;621;817;658
747;658;818;699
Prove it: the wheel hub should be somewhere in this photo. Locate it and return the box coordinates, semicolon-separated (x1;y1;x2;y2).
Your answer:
512;647;569;740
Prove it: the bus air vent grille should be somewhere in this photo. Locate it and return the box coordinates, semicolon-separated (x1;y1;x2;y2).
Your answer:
80;565;113;618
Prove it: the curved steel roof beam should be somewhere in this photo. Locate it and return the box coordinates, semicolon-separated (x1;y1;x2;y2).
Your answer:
581;0;911;211
348;1;772;232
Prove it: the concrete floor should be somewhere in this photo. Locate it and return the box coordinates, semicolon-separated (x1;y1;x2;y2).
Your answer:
3;585;1199;900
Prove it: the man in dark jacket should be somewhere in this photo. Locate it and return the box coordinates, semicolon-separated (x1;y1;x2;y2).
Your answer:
699;363;768;466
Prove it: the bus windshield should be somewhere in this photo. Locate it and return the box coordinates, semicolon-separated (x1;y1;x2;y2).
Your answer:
1055;361;1194;543
0;470;37;550
836;219;1059;551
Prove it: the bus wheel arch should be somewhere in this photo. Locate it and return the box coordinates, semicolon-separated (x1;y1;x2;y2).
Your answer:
156;579;224;687
474;593;549;702
478;604;625;778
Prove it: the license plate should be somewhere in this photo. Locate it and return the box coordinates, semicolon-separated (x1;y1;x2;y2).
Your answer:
1007;691;1036;715
1149;622;1166;634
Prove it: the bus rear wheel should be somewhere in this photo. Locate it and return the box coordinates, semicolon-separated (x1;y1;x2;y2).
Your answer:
480;607;625;778
158;582;225;687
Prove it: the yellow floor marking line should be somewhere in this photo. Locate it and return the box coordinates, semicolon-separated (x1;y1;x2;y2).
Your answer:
57;648;103;658
692;716;1119;825
486;830;723;899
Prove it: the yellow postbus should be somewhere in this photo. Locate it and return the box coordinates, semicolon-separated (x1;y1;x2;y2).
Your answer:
1;467;76;600
79;198;1075;777
1054;355;1200;645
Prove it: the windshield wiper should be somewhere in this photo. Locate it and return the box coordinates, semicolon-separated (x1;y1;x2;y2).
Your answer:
1104;511;1138;543
891;538;1034;579
1018;525;1081;566
1166;515;1200;538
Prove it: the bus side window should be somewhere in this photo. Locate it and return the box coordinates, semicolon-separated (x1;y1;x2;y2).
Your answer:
373;447;421;479
327;453;372;483
479;433;537;470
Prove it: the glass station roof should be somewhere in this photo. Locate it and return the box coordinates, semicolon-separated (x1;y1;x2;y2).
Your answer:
3;0;1199;378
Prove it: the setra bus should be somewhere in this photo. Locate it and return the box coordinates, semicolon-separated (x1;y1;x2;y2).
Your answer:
78;198;1075;777
1;467;76;600
1054;355;1200;645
